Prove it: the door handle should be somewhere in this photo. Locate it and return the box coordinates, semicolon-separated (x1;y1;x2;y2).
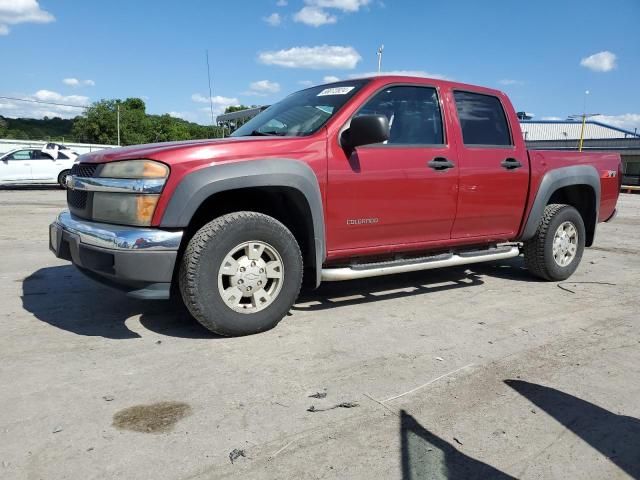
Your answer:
428;157;455;171
501;158;522;170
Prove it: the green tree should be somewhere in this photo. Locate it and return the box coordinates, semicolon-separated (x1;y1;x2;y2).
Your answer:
72;98;151;145
148;114;192;142
224;105;252;114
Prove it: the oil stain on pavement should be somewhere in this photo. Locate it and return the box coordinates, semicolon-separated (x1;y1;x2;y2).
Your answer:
113;401;192;433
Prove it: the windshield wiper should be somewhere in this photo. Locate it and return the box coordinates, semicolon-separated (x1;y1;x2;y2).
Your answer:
246;130;285;136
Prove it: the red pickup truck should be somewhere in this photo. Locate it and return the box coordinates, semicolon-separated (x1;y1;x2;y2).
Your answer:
50;76;621;336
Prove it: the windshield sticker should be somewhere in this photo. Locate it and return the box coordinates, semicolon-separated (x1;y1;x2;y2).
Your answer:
317;86;355;96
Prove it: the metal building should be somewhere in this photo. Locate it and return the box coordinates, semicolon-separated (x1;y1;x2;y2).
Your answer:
521;120;640;187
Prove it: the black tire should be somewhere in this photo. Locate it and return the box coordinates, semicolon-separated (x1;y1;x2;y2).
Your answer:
58;170;70;189
523;204;586;281
179;212;303;336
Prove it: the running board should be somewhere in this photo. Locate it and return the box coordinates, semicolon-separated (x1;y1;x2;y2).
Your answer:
320;246;520;282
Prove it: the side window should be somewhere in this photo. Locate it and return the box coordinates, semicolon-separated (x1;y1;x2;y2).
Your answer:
34;151;54;160
356;86;444;145
57;152;70;160
454;91;512;146
7;150;33;160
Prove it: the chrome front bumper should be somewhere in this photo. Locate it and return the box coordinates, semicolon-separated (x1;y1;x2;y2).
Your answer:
49;211;183;299
50;211;183;251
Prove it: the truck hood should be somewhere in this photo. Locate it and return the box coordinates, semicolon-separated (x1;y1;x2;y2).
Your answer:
78;136;318;166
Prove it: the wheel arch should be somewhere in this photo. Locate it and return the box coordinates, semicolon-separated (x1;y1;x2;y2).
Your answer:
520;165;600;247
161;159;325;287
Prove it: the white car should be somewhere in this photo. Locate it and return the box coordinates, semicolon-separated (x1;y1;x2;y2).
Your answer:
0;144;78;188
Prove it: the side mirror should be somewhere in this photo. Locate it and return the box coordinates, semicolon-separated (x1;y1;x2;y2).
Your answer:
342;114;390;149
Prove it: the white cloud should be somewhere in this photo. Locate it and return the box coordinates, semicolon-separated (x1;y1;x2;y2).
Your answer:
263;12;282;26
323;75;340;83
191;93;240;115
246;80;281;96
63;78;95;87
276;0;287;5
294;0;370;27
298;80;314;87
499;79;523;86
348;70;449;80
32;89;89;104
259;45;361;70
0;0;54;35
593;114;640;132
0;89;89;119
307;0;370;12
580;51;617;72
294;6;337;26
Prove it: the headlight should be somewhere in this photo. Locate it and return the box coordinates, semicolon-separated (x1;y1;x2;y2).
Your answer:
99;159;169;179
89;159;169;226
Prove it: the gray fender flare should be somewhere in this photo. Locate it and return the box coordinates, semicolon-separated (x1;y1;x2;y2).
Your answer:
520;164;600;241
160;158;326;286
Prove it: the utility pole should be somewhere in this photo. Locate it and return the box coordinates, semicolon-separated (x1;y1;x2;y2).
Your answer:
116;103;121;146
569;113;599;152
206;50;218;137
569;90;598;152
377;44;384;74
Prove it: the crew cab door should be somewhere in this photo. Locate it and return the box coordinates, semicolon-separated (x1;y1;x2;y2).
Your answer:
450;90;529;239
0;149;34;182
327;85;459;254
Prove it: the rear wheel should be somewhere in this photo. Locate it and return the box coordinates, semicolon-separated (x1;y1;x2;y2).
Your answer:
58;170;70;189
179;212;303;336
523;204;585;281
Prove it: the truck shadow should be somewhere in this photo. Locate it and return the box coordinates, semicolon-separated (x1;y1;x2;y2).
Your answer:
21;265;218;340
294;266;484;312
400;409;515;480
400;381;640;479
293;256;539;312
505;380;640;479
22;257;539;340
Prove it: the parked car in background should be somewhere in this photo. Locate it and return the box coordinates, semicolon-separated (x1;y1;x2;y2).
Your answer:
0;143;78;188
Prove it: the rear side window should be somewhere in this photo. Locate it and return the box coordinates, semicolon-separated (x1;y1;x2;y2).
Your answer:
356;86;444;145
454;91;512;146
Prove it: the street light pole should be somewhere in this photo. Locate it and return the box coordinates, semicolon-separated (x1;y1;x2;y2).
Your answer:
116;104;121;146
377;44;384;74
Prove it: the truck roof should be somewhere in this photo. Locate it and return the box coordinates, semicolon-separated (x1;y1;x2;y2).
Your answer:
326;75;506;98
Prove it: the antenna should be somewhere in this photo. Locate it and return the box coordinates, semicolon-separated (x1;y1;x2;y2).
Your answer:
377;44;384;74
205;50;215;129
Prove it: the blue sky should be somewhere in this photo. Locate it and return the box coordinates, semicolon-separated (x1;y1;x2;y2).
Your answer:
1;0;639;131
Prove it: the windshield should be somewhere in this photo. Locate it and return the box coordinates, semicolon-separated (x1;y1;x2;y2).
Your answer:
231;80;369;137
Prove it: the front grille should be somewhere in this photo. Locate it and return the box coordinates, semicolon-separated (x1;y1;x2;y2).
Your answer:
70;163;98;178
67;163;97;214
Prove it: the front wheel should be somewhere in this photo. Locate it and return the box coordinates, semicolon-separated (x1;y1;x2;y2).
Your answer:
179;212;303;336
58;170;71;189
523;204;586;281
